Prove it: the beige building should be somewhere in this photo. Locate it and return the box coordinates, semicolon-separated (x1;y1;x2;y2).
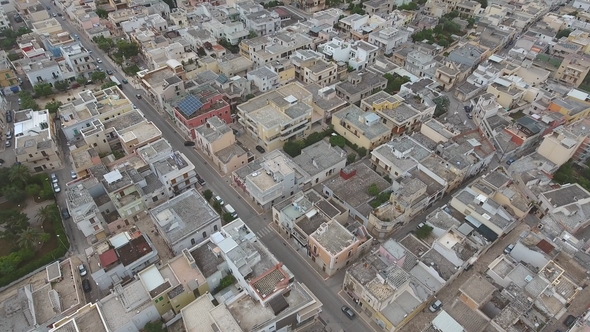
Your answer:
14;109;63;173
138;60;186;111
537;126;585;168
554;53;590;88
301;58;338;87
194;116;248;175
237;82;314;151
332;104;391;151
308;220;372;276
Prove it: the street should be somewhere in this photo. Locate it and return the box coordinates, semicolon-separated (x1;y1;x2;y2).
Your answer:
34;1;371;330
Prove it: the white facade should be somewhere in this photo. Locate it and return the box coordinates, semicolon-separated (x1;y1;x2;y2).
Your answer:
573;0;590;11
24;59;64;87
0;6;9;30
368;27;410;54
244;10;281;36
61;43;95;78
246;66;279;92
320;38;378;70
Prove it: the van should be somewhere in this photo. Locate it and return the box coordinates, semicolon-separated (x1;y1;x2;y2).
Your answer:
224;204;237;218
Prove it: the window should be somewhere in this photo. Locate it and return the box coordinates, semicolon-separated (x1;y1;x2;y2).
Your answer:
152;196;158;202
94;225;99;230
202;231;207;238
214;225;218;231
191;238;196;245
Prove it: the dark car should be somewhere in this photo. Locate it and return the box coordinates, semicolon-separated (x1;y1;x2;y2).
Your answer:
341;305;355;319
197;176;206;186
506;158;515;165
61;207;70;219
106;69;113;75
564;315;577;328
184;141;195;146
255;145;265;153
6;110;12;123
467;113;473;119
135;94;142;99
122;78;128;84
82;279;91;293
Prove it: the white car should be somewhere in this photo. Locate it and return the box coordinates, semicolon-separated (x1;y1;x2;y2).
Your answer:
78;264;87;277
50;173;58;183
52;183;61;193
96;58;102;64
70;170;77;179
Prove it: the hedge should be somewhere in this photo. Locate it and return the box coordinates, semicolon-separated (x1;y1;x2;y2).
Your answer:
0;205;70;287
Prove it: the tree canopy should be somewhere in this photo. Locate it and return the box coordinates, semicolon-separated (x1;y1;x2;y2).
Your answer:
18;91;39;111
556;29;572;39
91;71;107;82
45;100;63;114
95;8;108;19
34;83;53;97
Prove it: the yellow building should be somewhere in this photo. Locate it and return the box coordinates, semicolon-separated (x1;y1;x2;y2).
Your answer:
537;126;585;168
332;104;392;151
547;96;590;123
554;53;590;88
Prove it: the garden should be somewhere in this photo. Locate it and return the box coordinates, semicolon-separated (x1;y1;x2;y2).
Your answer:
0;165;70;287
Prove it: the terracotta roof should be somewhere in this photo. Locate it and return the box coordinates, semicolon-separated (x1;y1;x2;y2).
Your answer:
99;249;118;267
536;239;555;254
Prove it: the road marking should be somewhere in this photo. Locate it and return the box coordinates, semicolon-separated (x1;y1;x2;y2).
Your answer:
256;225;273;238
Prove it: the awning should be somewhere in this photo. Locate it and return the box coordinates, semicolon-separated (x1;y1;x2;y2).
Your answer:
269;295;289;315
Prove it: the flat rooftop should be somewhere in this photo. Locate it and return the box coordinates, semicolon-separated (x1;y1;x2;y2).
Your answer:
323;163;390;209
150;188;219;245
310;220;356;255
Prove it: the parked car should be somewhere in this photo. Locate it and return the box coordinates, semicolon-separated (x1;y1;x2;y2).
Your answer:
5;110;12;123
106;69;113;75
61;207;70;219
122;78;128;84
71;170;77;179
184;141;195;146
417;222;425;229
82;279;91;293
96;58;102;63
52;13;56;17
78;264;87;277
6;129;11;139
52;183;61;193
5;140;10;147
73;34;78;39
467;113;473;119
506;158;515;165
50;173;58;183
429;300;443;312
504;243;515;254
564;315;577;328
135;94;142;99
197;176;206;186
341;306;355;319
255;145;265;153
214;195;224;206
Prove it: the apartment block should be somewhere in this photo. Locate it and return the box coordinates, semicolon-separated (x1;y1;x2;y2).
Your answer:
554;53;590;88
138;139;198;198
138;60;186;111
319;38;379;71
537;126;585;168
194;116;248;175
237;82;313;151
150;188;222;254
61;43;96;78
539;184;590;234
13;109;62;173
368;27;410;55
240;32;313;66
301;58;338;87
246;65;279;92
65;177;109;243
332;104;391;151
335;71;387;104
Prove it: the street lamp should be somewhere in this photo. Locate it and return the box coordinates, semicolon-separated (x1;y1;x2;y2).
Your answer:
57;234;66;249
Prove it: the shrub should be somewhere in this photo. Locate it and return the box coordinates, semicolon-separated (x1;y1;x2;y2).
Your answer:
203;189;213;201
367;183;380;196
330;135;346;148
346;153;357;165
213;275;234;294
416;225;434;239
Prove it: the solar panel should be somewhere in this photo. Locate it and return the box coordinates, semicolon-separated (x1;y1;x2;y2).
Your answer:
216;74;228;84
177;95;204;118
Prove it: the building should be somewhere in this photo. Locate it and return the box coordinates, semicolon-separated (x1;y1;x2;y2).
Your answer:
319;38;379;70
138;139;198;198
244;9;281;36
149;188;222;254
86;229;159;290
246;65;279;92
368;27;410;55
292;140;347;186
554;53;590;88
50;303;109;332
243;149;308;210
237;82;314;151
539;184;590;234
61;43;96;78
300;58;338;87
138;60;186;111
194;116;248;174
537;126;585;168
23;57;64;87
335;71;387;104
332;104;391;151
65;177;109;243
170;84;232;138
308;220;372;276
13;109;62;173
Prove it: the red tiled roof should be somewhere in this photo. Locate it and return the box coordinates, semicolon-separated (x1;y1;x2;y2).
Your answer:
99;249;118;267
536;239;555;254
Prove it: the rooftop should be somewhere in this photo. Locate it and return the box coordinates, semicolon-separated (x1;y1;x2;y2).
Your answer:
323;163;390;210
459;274;496;305
310;220;358;255
334;104;390;140
190;240;225;279
150;188;219;245
293;140;346;177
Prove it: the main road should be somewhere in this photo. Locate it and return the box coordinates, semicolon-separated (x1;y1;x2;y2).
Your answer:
42;1;371;331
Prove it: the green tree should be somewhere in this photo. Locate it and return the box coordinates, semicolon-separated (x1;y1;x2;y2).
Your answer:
248;30;258;39
304;132;324;146
54;80;69;92
45;100;63;114
93;36;115;53
76;75;88;86
384;73;410;93
9;164;30;186
357;147;367;157
92;71;106;82
116;40;139;58
467;18;476;29
399;1;418;10
36;205;53;223
368;183;380;196
556;29;572;39
25;184;41;197
329;135;346;148
416;224;434;239
19;91;39;110
474;0;487;8
143;321;165;332
96;8;108;19
17;227;48;249
433;96;450;117
212;200;222;214
283;141;302;157
101;82;117;89
346;153;357;165
0;210;29;240
203;189;213;201
34;83;53;97
2;186;27;203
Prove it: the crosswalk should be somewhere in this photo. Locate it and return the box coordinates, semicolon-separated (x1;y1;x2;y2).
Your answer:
256;225;274;238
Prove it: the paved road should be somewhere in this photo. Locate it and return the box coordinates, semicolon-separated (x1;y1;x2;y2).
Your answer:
44;3;370;330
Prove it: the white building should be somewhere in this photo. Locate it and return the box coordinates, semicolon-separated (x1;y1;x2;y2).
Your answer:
61;43;96;78
246;65;279;92
244;10;281;36
368;27;410;55
319;38;378;70
149;188;222;254
23;57;64;87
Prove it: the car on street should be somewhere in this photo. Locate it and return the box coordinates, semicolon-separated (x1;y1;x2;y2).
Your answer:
71;170;77;179
255;145;265;153
504;243;515;254
96;58;102;63
73;34;78;39
197;175;206;186
46;6;50;9
78;264;87;277
135;94;142;99
5;110;12;123
418;222;425;229
467;113;473;119
50;173;58;183
106;69;113;75
122;78;128;84
52;182;61;193
133;104;137;109
52;13;57;17
341;306;355;319
184;141;195;146
82;279;91;293
6;129;11;139
5;140;10;147
61;207;70;219
506;158;515;165
429;299;443;312
214;195;224;206
564;315;577;328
